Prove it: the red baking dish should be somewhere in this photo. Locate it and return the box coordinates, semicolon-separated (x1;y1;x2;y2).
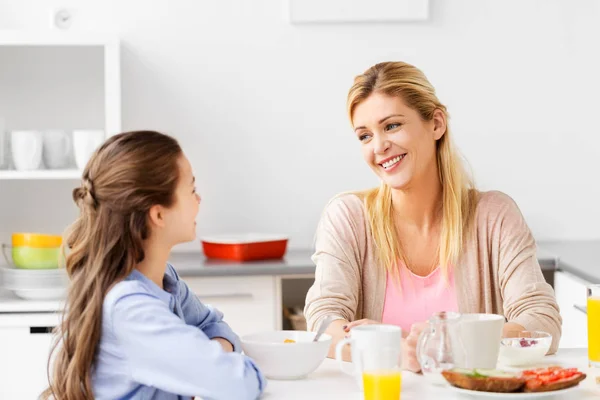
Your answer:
200;234;289;261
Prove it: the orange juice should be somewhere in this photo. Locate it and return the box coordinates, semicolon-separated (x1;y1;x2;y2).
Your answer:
588;296;600;365
362;371;402;400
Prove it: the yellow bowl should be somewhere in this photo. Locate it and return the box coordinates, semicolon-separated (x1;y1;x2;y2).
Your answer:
12;233;62;249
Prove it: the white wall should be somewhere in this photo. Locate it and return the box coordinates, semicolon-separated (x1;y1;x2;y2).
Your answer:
0;0;598;251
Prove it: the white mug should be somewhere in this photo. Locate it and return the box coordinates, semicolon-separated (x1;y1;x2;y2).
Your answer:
43;130;71;169
457;313;505;369
73;130;104;170
0;117;7;169
335;324;402;386
11;130;42;171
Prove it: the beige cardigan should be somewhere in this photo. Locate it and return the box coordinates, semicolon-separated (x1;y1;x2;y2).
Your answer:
304;191;562;353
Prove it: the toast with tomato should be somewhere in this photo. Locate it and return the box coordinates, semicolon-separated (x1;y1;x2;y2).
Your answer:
521;367;587;392
442;366;586;393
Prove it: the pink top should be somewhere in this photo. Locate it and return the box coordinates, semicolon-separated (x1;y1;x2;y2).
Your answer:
381;264;458;332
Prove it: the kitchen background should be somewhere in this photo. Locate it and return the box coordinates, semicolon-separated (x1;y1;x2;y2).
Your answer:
0;0;598;249
0;1;598;398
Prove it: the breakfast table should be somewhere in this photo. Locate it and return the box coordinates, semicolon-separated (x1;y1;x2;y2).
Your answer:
261;348;599;399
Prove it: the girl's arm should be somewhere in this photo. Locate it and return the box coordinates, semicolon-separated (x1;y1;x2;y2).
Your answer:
110;291;265;399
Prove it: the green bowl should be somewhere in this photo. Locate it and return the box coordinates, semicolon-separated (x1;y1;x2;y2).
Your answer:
12;246;60;269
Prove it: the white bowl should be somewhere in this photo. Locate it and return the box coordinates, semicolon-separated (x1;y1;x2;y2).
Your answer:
241;330;331;380
498;331;552;367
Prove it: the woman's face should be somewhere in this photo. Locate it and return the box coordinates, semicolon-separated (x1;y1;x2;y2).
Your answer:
352;92;446;190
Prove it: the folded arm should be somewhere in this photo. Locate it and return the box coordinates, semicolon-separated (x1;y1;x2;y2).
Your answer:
111;293;265;399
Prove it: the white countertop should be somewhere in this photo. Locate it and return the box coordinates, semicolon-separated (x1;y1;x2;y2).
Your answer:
261;349;599;399
0;289;62;313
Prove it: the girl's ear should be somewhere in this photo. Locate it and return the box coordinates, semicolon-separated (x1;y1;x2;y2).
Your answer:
148;205;166;228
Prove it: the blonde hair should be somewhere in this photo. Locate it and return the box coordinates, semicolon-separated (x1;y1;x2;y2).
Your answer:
42;131;182;400
347;61;477;279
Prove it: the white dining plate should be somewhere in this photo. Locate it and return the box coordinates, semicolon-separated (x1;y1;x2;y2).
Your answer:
448;385;580;398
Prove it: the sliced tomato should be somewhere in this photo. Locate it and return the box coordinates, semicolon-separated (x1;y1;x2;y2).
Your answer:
539;374;560;383
521;367;582;382
558;369;579;378
522;370;538;376
523;369;584;391
526;378;543;390
547;374;584;386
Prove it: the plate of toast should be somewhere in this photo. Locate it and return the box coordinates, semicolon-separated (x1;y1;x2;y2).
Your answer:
442;366;587;398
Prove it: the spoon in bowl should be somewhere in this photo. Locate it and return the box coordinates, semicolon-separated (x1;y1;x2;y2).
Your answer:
312;315;334;342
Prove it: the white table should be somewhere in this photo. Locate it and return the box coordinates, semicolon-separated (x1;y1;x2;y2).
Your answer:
262;349;600;399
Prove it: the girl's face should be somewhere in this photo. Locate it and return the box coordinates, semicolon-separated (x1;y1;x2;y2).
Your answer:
159;154;201;246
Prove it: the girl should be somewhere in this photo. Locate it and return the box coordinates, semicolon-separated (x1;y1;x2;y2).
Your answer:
43;131;265;400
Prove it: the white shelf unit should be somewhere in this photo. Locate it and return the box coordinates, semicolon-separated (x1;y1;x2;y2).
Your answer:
0;169;81;180
0;31;121;180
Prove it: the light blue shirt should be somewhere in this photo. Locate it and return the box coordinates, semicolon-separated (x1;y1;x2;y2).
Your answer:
92;264;266;400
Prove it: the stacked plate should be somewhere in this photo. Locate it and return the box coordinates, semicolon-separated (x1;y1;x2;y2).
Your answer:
0;266;68;300
0;232;68;300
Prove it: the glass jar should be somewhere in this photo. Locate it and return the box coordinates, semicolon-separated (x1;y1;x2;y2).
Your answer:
417;311;465;385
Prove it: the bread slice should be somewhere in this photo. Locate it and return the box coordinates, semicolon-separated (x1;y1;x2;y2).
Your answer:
524;373;587;392
442;369;526;393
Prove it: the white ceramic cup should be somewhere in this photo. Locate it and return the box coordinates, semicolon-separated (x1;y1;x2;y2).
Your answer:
11;130;43;171
457;313;505;369
43;130;71;169
335;324;402;386
73;130;104;170
0;117;7;169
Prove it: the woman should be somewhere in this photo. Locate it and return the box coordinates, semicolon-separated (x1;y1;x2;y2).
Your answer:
304;62;561;372
43;131;265;400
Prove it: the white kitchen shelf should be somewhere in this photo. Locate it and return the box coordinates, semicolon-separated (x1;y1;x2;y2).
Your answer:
0;30;117;47
0;169;81;180
0;290;63;314
0;30;121;180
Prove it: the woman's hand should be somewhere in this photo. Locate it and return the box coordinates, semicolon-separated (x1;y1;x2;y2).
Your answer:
402;322;427;372
343;319;380;333
503;322;526;337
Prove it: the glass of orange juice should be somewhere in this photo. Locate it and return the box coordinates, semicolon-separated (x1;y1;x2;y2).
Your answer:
588;285;600;373
359;346;402;400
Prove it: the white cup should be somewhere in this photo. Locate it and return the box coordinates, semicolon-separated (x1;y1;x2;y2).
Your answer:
457;313;505;369
73;130;104;170
0;117;7;169
43;130;71;169
11;130;42;171
335;324;402;387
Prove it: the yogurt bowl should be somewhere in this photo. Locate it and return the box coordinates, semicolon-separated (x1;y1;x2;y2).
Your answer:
498;331;552;367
